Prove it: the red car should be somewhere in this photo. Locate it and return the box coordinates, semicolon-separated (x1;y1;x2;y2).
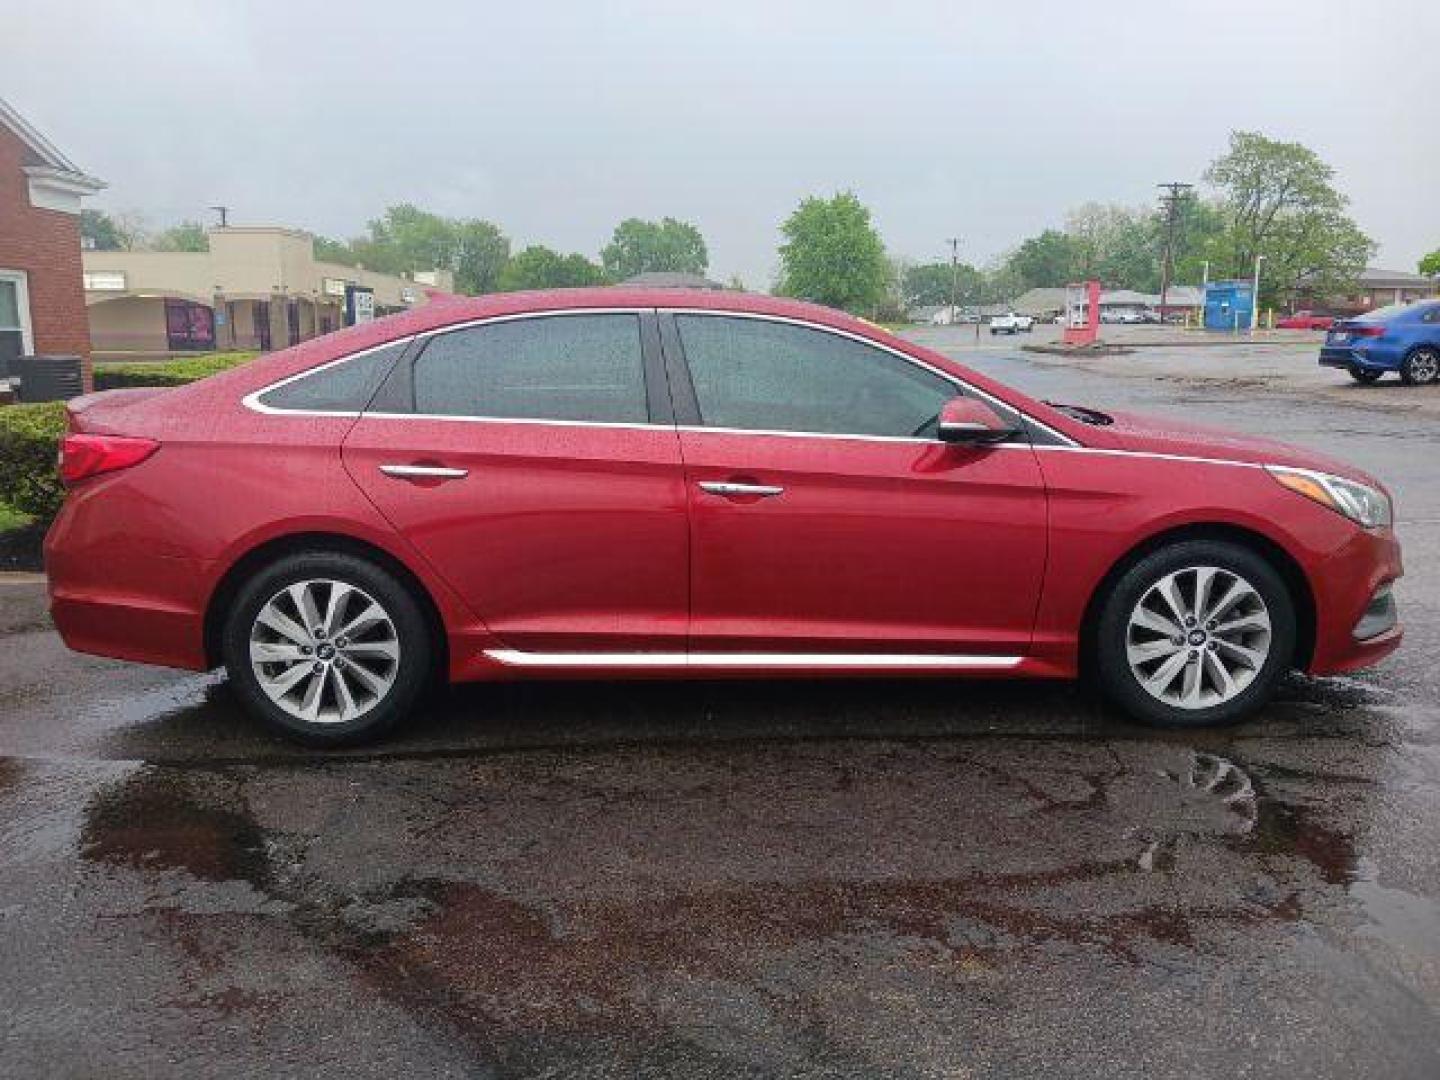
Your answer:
1276;311;1335;331
46;289;1402;744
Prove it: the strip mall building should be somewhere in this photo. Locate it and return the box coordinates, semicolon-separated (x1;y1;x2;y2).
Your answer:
83;227;453;357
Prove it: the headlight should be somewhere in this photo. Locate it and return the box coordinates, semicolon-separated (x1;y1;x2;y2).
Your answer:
1266;465;1392;528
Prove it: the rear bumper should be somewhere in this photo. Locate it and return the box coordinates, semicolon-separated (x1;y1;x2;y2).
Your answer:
1319;345;1397;371
45;485;211;672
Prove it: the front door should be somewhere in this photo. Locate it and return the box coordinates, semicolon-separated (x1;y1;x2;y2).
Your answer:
664;313;1048;658
343;310;689;654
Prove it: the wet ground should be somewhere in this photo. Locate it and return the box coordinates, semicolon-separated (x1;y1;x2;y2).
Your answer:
3;337;1439;1078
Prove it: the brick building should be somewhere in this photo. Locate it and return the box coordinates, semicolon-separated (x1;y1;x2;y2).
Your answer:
0;98;104;388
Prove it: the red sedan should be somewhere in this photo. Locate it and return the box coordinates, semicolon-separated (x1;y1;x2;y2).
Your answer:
45;289;1402;744
1276;311;1335;331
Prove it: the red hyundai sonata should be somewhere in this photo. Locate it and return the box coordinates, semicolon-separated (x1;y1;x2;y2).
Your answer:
46;289;1402;744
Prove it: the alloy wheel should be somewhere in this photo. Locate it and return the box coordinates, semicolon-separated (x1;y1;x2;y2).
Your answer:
248;579;401;725
1406;349;1439;385
1125;565;1272;710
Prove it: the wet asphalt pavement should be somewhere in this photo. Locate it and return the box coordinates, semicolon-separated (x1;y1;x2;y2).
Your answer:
3;336;1439;1078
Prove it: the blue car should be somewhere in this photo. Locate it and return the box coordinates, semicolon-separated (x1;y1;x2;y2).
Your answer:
1320;299;1440;385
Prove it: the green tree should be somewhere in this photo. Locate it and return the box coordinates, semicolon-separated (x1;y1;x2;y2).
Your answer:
1006;229;1081;289
312;234;358;266
776;192;888;313
601;217;708;279
497;245;608;290
79;209;128;251
150;220;209;252
364;205;510;294
1419;249;1440;278
902;260;983;307
1205;130;1374;306
1064;203;1161;289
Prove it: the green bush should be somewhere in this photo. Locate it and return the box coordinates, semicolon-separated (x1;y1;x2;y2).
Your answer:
94;351;256;389
0;401;68;523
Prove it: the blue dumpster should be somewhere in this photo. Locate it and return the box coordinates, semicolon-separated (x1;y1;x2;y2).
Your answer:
1204;280;1255;332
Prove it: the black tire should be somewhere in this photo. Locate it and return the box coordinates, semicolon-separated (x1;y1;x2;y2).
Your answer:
1347;365;1383;384
1399;347;1440;386
1093;540;1297;728
221;550;432;746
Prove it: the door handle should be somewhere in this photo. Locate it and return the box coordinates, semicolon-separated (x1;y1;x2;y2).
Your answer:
698;481;784;498
379;463;469;480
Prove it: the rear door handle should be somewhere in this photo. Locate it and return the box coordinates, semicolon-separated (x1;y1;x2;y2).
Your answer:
379;463;469;481
698;481;785;498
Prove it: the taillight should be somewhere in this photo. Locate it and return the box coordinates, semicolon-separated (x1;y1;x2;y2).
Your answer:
1349;325;1386;338
59;433;160;486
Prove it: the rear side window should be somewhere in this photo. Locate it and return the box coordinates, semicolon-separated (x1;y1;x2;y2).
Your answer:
412;314;647;423
257;340;408;412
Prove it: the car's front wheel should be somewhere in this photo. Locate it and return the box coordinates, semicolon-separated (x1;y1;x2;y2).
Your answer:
1348;365;1383;384
221;551;432;745
1094;540;1296;728
1400;347;1440;386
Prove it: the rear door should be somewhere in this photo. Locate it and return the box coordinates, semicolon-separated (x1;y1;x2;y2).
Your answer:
342;310;690;653
662;312;1048;659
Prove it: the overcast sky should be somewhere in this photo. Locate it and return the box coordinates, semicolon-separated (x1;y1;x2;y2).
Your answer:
8;0;1437;286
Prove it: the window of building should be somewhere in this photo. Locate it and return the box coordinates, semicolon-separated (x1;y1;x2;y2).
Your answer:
675;315;956;438
257;339;410;413
164;300;215;351
0;271;33;371
412;314;648;423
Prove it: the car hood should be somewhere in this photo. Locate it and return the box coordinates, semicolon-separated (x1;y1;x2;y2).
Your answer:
1095;407;1380;484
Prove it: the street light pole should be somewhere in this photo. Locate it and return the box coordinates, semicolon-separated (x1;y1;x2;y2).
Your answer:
1251;254;1265;335
946;237;961;326
1199;259;1209;329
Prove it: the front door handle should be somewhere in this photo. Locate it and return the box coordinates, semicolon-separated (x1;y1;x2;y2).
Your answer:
379;463;469;481
698;481;785;498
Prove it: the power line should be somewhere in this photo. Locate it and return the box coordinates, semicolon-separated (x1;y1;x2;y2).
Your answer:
1157;182;1194;321
946;237;961;325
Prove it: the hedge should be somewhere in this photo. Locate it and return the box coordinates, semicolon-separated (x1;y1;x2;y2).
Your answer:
0;401;68;522
94;351;257;390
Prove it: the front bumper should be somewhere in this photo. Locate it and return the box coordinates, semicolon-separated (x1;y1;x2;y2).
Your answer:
1307;525;1403;675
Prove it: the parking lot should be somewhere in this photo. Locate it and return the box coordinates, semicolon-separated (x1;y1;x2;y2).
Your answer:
3;338;1439;1078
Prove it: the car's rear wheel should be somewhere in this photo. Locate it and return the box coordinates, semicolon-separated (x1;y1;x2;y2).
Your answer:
1348;365;1383;384
221;551;431;745
1400;347;1440;386
1094;540;1296;728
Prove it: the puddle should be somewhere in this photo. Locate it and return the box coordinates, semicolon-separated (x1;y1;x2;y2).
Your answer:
79;766;272;887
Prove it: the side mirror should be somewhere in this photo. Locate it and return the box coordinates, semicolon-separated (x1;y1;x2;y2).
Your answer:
937;397;1020;445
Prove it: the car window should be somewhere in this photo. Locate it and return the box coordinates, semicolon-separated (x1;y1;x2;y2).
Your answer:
1421;304;1440;324
413;314;648;423
675;315;956;438
257;339;409;412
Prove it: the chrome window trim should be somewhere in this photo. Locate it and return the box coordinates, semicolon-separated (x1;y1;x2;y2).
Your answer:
665;308;1080;447
241;306;1078;448
484;648;1024;670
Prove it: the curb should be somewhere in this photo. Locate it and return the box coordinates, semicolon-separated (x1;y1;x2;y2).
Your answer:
0;572;45;585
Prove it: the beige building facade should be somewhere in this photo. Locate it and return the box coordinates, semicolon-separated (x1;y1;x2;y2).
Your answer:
83;226;453;357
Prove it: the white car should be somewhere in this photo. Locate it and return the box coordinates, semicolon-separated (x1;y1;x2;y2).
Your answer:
989;312;1034;335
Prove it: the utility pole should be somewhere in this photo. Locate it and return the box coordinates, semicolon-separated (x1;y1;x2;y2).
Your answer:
1157;182;1193;324
209;205;230;228
946;237;961;326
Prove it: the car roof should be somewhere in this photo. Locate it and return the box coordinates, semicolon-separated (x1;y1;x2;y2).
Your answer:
371;287;867;339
